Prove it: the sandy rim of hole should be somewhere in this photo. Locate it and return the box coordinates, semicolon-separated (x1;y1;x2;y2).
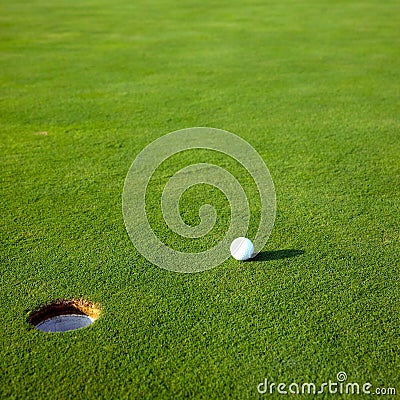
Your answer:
28;299;101;326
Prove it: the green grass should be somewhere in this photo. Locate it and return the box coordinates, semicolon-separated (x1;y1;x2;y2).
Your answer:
1;0;399;398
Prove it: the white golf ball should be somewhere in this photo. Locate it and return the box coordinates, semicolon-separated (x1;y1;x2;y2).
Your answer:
230;237;254;261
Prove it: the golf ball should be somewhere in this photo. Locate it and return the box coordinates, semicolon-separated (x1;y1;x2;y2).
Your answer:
230;237;254;261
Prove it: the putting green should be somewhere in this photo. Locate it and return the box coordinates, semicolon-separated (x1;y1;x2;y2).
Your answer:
1;0;399;398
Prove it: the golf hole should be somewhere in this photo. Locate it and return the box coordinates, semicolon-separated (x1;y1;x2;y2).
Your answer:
29;299;101;333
